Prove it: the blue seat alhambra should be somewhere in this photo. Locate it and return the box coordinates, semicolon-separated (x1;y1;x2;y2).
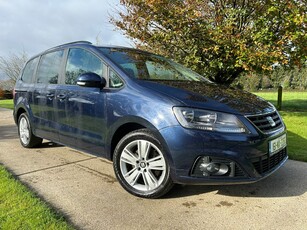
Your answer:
13;41;288;198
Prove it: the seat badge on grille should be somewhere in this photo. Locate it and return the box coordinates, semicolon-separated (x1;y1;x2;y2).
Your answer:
266;116;276;127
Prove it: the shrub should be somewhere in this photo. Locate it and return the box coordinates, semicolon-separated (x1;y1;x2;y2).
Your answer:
232;72;261;91
0;88;4;99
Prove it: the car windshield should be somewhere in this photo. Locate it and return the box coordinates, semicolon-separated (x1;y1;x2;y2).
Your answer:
99;48;210;82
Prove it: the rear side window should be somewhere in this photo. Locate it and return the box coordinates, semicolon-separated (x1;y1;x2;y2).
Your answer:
65;48;104;85
36;50;64;84
21;57;39;83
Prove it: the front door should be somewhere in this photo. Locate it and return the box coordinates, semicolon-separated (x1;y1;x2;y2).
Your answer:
57;48;107;155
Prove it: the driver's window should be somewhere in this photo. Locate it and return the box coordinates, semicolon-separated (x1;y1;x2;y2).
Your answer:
65;48;105;85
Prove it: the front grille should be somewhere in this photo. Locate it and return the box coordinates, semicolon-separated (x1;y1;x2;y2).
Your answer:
252;148;287;175
247;111;283;134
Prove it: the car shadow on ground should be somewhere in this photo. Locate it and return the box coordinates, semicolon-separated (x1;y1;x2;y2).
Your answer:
0;124;18;140
39;141;63;148
165;160;307;199
0;124;62;148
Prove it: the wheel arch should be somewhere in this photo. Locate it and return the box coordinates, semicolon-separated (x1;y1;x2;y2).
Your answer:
14;106;27;125
14;96;32;124
109;122;145;159
107;117;174;168
16;107;26;119
14;103;37;137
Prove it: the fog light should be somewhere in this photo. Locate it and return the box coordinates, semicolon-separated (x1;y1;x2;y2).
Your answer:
199;157;229;176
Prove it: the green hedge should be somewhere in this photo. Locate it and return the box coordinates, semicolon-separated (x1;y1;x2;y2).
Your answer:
232;66;307;91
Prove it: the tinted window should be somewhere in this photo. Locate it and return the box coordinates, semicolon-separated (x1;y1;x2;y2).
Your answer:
21;57;39;83
36;50;63;84
65;48;104;85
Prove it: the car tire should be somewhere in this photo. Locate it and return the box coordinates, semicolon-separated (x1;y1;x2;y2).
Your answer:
18;113;42;148
113;129;173;198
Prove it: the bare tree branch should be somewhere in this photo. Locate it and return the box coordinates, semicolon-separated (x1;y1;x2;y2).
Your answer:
0;51;28;83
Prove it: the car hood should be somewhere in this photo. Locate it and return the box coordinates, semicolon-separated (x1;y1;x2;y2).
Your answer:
138;80;274;115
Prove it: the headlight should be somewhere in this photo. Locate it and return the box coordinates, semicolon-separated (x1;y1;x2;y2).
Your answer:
173;107;248;133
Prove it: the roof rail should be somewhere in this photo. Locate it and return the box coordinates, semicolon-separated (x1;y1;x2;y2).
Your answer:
61;41;92;46
46;41;93;52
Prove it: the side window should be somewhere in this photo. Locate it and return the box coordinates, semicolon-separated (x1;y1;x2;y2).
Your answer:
36;50;64;84
109;70;124;88
65;48;104;85
21;57;39;83
120;63;138;78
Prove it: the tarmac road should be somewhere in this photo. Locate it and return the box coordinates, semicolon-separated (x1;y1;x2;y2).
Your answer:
0;108;307;230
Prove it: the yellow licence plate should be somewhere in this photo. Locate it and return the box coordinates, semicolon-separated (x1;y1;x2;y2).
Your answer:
269;134;287;156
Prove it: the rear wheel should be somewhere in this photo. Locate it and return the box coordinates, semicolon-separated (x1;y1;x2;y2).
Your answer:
18;113;42;148
113;129;173;198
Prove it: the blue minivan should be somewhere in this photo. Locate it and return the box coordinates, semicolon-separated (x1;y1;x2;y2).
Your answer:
14;41;287;198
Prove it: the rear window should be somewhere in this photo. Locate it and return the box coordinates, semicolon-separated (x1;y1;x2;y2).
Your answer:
21;57;39;83
36;50;64;84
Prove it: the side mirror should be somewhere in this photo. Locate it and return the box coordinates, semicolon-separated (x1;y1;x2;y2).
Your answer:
76;72;106;88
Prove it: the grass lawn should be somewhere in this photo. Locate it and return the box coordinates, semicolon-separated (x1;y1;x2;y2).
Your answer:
254;91;307;162
0;166;72;230
0;99;14;110
0;99;72;229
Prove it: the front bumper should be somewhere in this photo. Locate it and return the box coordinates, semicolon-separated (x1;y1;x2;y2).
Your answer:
159;125;288;185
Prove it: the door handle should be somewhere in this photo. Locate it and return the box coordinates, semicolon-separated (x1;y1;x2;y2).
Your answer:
46;93;55;99
57;94;67;100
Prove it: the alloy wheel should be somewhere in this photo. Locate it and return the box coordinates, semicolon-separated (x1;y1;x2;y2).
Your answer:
19;116;30;145
119;139;167;192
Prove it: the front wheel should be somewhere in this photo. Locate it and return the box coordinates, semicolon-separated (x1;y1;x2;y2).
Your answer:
113;129;173;198
18;113;42;148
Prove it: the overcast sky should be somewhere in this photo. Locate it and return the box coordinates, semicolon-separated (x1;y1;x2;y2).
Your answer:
0;0;132;59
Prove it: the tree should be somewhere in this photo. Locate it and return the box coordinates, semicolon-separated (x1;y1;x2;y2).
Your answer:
112;0;306;85
0;51;28;83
